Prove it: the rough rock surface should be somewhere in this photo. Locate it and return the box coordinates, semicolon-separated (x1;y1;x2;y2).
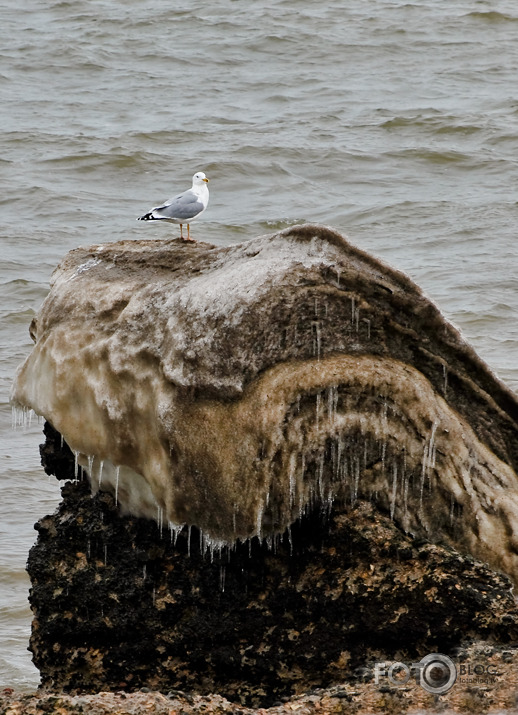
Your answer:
11;226;518;584
3;653;518;715
26;425;518;707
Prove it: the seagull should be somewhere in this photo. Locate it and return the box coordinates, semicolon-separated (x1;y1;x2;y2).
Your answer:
137;171;210;241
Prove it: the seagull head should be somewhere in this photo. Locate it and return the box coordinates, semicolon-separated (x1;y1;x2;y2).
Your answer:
193;171;209;185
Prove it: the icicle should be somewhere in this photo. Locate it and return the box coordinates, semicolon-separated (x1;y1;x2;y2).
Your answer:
220;566;226;592
336;438;343;481
390;463;398;520
419;460;426;508
187;525;192;557
420;421;439;506
21;409;31;428
87;455;94;477
352;455;361;505
152;587;156;606
73;451;80;481
288;452;297;506
142;564;147;580
114;466;120;506
363;317;371;339
324;493;334;515
330;439;337;478
402;455;409;517
381;400;389;432
256;503;263;539
299;454;306;519
429;421;438;467
169;522;184;546
317;453;324;499
287;525;293;556
98;460;104;487
12;406;24;429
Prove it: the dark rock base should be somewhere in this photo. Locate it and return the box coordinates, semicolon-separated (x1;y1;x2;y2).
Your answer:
27;423;518;708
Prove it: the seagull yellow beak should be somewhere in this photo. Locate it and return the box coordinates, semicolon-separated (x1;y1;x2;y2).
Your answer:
203;177;209;182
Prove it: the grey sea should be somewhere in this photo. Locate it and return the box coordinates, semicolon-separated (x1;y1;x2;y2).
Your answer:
2;0;518;690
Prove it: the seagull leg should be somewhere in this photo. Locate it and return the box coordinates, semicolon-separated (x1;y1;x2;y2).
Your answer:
182;223;196;242
179;224;184;239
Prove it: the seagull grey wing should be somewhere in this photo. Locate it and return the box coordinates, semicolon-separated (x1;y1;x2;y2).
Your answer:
154;190;205;220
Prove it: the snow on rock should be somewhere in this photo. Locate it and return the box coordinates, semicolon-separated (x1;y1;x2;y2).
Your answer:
11;224;518;582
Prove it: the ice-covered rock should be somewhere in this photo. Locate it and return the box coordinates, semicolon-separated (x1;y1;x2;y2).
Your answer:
11;224;518;582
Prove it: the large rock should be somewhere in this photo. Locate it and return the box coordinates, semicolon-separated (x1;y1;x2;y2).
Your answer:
14;225;518;704
11;225;518;582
